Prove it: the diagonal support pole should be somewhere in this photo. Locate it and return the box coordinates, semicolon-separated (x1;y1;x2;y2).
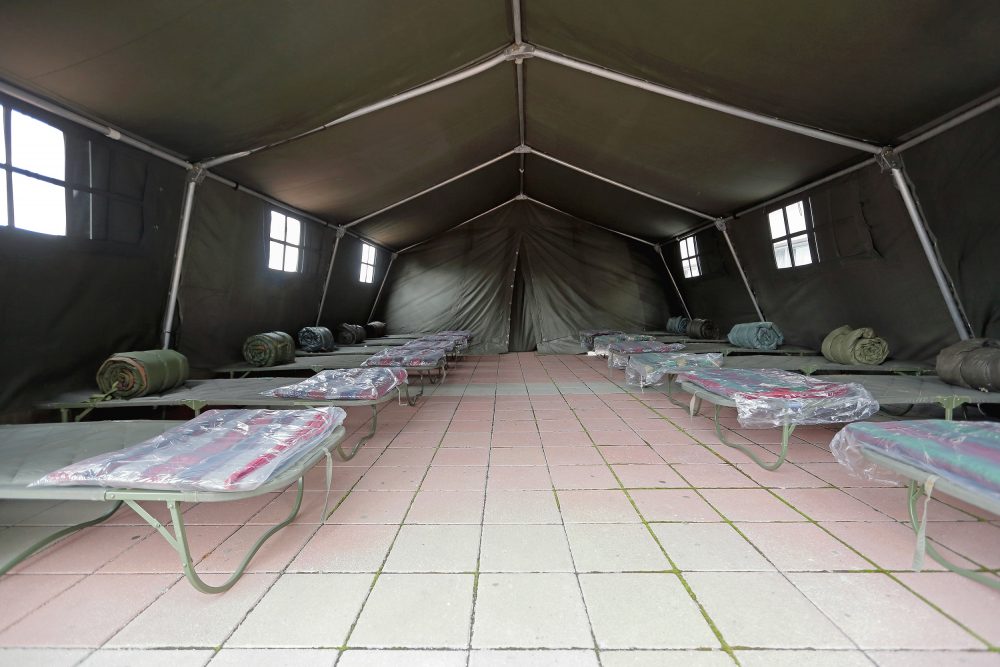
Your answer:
717;219;765;321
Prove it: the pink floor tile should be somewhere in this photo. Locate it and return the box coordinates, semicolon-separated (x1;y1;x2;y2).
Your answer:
0;574;176;647
492;420;539;434
672;464;758;488
0;574;83;632
250;490;340;525
374;448;436;467
736;522;872;571
895;571;1000;645
549;465;619;490
543;446;605;465
536;419;585;432
865;650;999;666
777;488;895;521
490;448;547;466
181;495;278;525
590;431;647;446
406;490;485;524
355;466;427;492
440;432;491;448
798;462;896;488
611;464;688;488
925;522;1000;567
98;525;237;574
734;463;828;489
540;432;593;447
327;491;414;524
843;487;977;522
490;432;542;447
486;466;552;491
817;521;977;572
421;466;488;491
197;524;315;574
432;448;490;466
483;490;561;524
597;446;663;465
558;490;641;523
650;445;723;464
630;490;722;522
391;433;446;448
13;526;154;575
289;524;398;572
698;489;804;522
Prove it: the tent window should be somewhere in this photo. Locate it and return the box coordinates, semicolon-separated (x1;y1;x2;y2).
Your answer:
679;235;702;278
767;199;816;269
1;106;68;236
267;210;302;272
360;243;376;283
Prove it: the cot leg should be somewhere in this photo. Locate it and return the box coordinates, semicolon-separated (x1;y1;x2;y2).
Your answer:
59;408;70;423
0;501;123;576
124;482;305;595
689;395;702;417
664;375;689;410
403;382;420;406
712;405;792;471
906;481;1000;590
337;405;377;461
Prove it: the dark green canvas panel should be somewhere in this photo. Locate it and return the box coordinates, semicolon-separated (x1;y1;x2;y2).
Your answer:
176;178;335;369
351;155;520;250
0;0;511;158
522;154;704;242
663;228;760;332
217;65;518;224
726;164;957;362
525;0;1000;143
525;59;862;216
319;234;394;328
904;108;1000;339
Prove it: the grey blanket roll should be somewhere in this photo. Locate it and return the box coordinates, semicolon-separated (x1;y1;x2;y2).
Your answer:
298;326;336;352
666;316;690;335
686;318;719;340
727;322;785;351
937;338;1000;392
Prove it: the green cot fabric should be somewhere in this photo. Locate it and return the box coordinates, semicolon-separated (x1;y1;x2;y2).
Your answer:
822;325;890;365
96;350;189;399
242;332;296;367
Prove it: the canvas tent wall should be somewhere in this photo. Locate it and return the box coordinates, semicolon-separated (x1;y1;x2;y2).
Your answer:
1;1;999;417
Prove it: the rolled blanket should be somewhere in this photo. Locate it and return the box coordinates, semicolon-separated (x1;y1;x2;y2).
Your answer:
666;316;690;335
821;325;889;365
297;326;336;352
242;331;295;367
686;318;719;340
937;338;1000;392
336;323;367;345
96;350;189;399
366;321;387;338
727;322;785;351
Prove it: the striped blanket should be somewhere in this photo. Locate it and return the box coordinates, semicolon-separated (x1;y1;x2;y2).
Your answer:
593;333;654;357
679;368;879;428
362;348;446;368
831;420;1000;504
263;368;407;401
608;342;685;370
31;408;346;492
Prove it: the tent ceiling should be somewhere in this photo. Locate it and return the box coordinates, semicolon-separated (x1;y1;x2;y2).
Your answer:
1;1;998;249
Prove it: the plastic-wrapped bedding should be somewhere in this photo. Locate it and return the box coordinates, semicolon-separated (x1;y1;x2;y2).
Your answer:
830;420;1000;501
821;326;889;365
580;329;623;350
262;368;407;401
592;333;654;357
686;318;720;340
362;348;446;368
96;350;189;399
243;332;296;367
678;368;879;428
401;339;456;353
608;342;685;370
423;334;469;350
936;338;1000;392
666;316;690;335
626;352;724;388
438;330;473;339
727;322;785;351
297;326;336;353
31;407;347;492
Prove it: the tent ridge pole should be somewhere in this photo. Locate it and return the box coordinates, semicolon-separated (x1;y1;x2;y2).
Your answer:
717;219;765;322
528;148;716;220
343;149;518;229
879;151;972;340
160;165;206;349
368;254;397;323
654;245;692;320
201;50;511;169
316;227;346;326
532;48;881;155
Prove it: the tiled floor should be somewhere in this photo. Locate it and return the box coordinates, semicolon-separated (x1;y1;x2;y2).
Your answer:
2;352;999;666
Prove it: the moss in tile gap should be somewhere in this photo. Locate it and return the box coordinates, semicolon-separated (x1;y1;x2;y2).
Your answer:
881;570;997;649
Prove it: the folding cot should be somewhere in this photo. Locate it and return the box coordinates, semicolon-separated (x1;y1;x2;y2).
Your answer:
361;347;450;385
678;368;879;470
217;352;378;378
721;355;933;376
38;369;411;460
0;410;347;593
681;342;818;356
831;420;1000;590
830;374;1000;419
607;341;685;370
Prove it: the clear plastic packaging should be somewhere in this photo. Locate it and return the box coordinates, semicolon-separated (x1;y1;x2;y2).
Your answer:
607;342;685;369
362;348;446;367
592;333;655;357
30;407;347;492
400;339;456;352
422;334;469;351
262;368;407;401
580;329;623;350
678;368;879;428
625;352;724;387
830;420;1000;502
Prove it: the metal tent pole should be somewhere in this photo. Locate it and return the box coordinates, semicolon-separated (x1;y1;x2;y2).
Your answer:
717;219;765;321
879;151;972;340
316;227;346;326
368;254;397;323
654;245;692;319
160;166;206;348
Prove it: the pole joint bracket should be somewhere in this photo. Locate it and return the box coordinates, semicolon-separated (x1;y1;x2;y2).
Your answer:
514;193;528;201
513;144;531;154
504;43;535;63
335;226;346;239
876;147;902;172
714;217;728;232
187;164;207;185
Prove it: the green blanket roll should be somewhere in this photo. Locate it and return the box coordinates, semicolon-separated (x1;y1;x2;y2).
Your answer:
96;350;189;398
936;338;1000;392
727;322;784;350
821;325;889;365
686;318;719;340
242;331;296;367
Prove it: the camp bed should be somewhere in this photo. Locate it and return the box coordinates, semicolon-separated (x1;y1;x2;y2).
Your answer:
830;374;1000;419
831;420;1000;590
0;411;347;593
362;348;449;385
626;352;725;402
38;373;411;460
721;355;933;376
679;368;879;470
607;342;685;370
216;352;378;378
681;342;818;356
